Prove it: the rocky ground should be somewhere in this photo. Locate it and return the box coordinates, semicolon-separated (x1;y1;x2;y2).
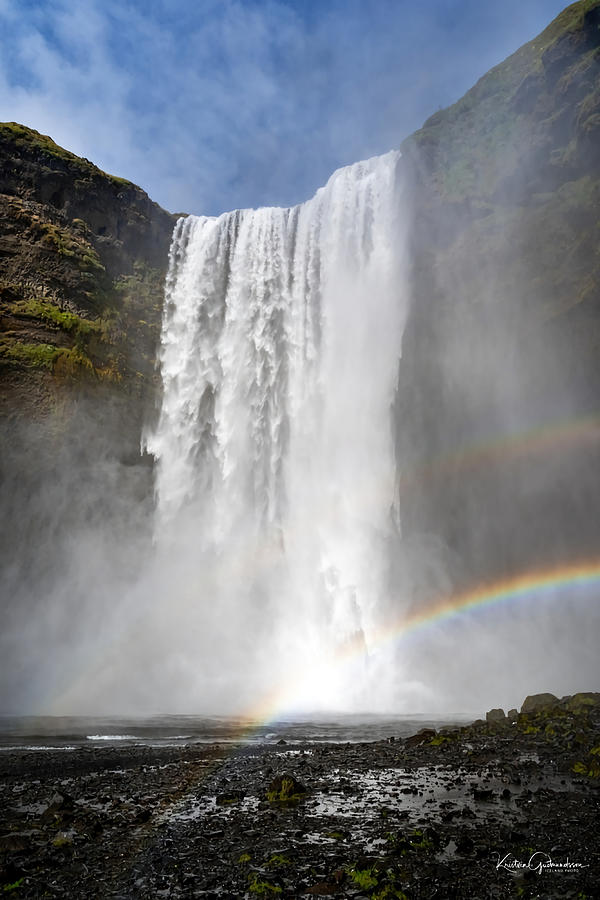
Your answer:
1;693;599;899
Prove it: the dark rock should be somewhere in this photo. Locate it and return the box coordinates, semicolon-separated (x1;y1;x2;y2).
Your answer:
521;694;559;715
456;834;474;854
266;774;307;803
0;833;30;853
215;790;246;806
405;728;436;747
562;692;600;712
134;808;152;823
306;883;341;895
486;708;506;724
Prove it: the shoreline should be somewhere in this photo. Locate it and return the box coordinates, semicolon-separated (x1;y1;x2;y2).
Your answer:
1;694;599;898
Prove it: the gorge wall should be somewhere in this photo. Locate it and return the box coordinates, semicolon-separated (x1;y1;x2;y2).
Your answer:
0;123;175;671
396;0;600;588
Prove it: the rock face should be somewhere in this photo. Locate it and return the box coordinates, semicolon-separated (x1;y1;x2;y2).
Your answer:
0;124;176;708
0;121;175;427
396;0;600;587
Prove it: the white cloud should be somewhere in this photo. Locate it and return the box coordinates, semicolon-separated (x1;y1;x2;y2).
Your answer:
0;0;569;214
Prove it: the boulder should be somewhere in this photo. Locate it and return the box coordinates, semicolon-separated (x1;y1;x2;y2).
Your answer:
506;709;518;722
520;693;559;715
405;728;436;747
266;774;307;803
485;708;506;724
562;692;600;712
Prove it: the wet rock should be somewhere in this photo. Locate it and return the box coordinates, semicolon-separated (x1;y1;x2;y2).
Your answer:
215;789;245;806
486;708;506;724
41;790;75;822
134;807;152;823
51;831;74;849
266;774;307;803
456;834;474;854
521;693;559;715
0;833;30;853
405;728;436;747
306;882;341;895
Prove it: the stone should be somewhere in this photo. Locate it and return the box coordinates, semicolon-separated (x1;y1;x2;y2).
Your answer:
215;790;245;806
485;708;506;724
266;774;307;803
521;693;559;715
563;692;600;712
405;728;436;747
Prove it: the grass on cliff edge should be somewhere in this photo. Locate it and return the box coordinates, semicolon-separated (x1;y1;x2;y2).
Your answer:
0;122;137;191
403;0;600;201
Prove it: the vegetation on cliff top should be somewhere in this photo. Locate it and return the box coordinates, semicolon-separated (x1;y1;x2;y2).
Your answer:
0;122;136;192
403;0;600;203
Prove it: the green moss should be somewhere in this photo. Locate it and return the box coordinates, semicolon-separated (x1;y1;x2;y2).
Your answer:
266;776;306;804
3;878;25;893
13;299;102;339
237;853;252;864
0;122;139;191
248;873;282;895
266;854;290;868
0;339;59;370
573;747;600;777
408;829;434;851
429;734;452;746
348;868;379;890
80;252;105;273
51;834;73;848
403;1;600;202
36;222;105;276
53;346;96;378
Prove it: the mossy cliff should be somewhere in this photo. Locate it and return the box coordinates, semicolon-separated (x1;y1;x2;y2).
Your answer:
396;0;600;586
0;121;175;445
0;124;176;611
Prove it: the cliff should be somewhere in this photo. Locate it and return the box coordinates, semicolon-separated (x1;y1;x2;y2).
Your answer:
0;125;176;613
0;122;175;445
396;0;600;585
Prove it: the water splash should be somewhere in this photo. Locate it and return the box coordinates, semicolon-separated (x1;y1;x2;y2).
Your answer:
144;151;408;712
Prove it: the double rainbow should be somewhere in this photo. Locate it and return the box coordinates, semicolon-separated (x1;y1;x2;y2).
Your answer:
245;559;600;724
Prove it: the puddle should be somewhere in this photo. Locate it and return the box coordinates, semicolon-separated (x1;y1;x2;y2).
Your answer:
305;765;572;824
159;792;261;824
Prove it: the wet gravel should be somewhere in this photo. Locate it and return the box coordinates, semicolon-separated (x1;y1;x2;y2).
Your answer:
1;705;599;899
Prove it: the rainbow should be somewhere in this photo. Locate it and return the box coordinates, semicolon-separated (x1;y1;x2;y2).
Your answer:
46;558;600;725
243;558;600;724
399;413;600;488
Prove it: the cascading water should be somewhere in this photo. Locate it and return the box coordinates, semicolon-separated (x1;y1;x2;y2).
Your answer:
145;151;408;712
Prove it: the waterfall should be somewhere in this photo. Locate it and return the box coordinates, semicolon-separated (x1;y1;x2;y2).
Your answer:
145;151;407;712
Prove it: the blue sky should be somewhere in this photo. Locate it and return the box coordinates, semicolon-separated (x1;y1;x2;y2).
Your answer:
0;0;568;215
